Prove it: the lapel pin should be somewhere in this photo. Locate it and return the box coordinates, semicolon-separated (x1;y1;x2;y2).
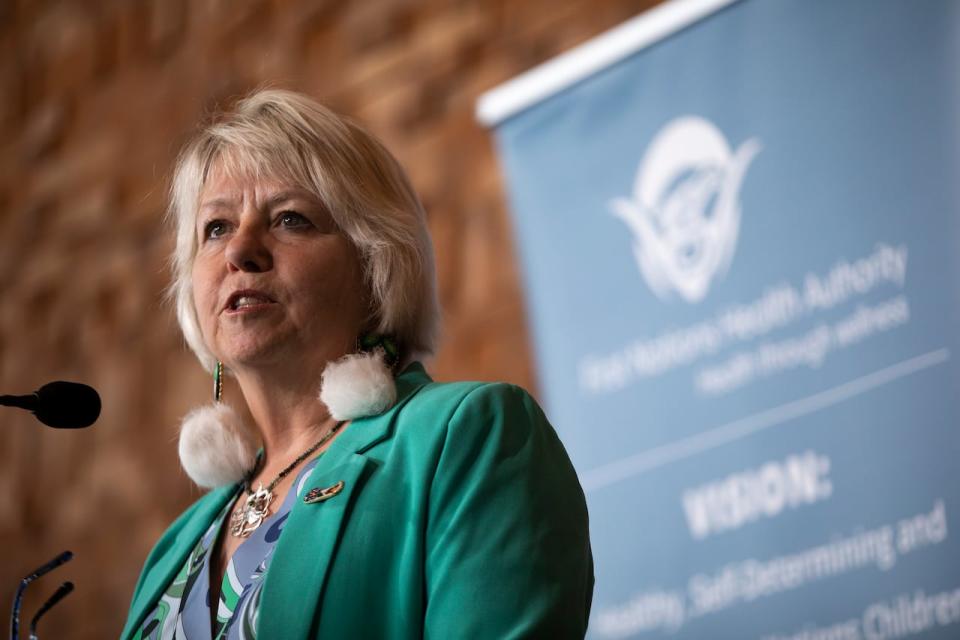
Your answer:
304;480;345;504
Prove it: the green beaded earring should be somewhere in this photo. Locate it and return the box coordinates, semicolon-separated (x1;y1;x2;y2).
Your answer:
213;361;223;402
358;334;400;369
177;359;258;489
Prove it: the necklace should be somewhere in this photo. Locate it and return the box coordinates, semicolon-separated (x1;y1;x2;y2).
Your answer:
230;420;346;538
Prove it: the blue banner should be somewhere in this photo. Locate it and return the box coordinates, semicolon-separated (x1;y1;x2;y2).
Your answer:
488;1;960;638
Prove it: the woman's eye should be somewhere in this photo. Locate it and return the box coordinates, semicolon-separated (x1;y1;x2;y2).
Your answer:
203;220;229;239
278;211;311;229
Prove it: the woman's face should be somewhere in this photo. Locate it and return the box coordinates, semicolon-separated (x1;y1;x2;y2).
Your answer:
191;164;368;371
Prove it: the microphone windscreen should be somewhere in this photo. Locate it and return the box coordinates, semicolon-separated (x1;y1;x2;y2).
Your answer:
34;381;101;429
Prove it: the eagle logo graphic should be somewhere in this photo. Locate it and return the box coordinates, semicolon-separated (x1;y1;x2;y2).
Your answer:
610;116;761;303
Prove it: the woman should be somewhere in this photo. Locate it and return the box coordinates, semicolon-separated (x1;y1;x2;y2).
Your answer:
122;89;593;639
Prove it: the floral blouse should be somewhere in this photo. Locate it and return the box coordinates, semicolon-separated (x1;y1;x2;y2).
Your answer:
134;456;323;640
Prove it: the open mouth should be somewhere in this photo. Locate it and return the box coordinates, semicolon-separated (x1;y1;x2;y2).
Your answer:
225;290;276;312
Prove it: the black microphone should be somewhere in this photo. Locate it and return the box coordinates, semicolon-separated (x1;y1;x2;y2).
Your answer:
0;381;101;429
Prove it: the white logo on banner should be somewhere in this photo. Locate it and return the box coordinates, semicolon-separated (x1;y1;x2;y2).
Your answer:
610;117;762;303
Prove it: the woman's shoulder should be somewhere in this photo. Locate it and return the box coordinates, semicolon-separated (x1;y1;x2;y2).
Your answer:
401;371;541;419
394;373;553;447
398;362;539;408
381;364;564;467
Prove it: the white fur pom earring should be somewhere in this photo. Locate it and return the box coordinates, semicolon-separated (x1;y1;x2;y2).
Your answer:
178;361;260;489
319;336;399;421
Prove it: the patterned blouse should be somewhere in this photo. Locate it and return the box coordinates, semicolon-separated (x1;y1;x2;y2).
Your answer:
134;456;323;640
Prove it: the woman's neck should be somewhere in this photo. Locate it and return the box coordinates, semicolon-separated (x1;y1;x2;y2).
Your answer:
231;362;339;475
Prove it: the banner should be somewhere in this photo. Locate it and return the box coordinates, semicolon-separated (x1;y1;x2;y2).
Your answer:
480;1;960;638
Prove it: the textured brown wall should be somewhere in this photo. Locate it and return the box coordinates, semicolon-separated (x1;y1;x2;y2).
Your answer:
0;0;660;636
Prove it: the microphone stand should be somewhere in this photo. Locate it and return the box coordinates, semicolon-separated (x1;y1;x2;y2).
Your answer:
4;380;97;638
10;551;74;640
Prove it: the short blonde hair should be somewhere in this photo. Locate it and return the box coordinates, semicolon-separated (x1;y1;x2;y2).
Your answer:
168;89;440;372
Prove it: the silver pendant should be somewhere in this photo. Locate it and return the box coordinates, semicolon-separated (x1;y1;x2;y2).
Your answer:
230;484;274;538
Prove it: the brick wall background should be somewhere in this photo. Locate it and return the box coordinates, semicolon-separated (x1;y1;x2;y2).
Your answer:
0;0;660;636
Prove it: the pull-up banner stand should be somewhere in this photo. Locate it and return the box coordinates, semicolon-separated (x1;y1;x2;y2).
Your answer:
478;1;960;638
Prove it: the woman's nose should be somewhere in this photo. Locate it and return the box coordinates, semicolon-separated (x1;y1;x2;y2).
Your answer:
224;224;273;273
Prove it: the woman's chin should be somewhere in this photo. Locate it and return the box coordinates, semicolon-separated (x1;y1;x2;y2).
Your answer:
218;336;292;369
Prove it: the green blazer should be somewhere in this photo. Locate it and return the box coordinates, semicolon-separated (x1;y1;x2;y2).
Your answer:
122;363;594;638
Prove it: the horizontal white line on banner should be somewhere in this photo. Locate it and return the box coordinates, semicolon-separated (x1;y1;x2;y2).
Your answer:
476;0;741;127
581;347;951;493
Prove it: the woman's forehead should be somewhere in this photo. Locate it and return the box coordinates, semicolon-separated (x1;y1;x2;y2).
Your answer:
204;142;312;189
198;161;314;209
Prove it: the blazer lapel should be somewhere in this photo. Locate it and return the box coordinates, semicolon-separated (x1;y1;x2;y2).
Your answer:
257;453;371;638
323;360;432;461
256;362;432;637
121;484;236;639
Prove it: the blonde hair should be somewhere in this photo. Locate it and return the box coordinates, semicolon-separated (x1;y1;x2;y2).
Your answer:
168;89;440;372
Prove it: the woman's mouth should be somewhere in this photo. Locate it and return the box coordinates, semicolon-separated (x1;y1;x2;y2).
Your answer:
224;290;276;314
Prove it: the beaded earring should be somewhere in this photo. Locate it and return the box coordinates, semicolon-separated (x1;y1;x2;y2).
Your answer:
177;361;259;489
213;360;223;402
